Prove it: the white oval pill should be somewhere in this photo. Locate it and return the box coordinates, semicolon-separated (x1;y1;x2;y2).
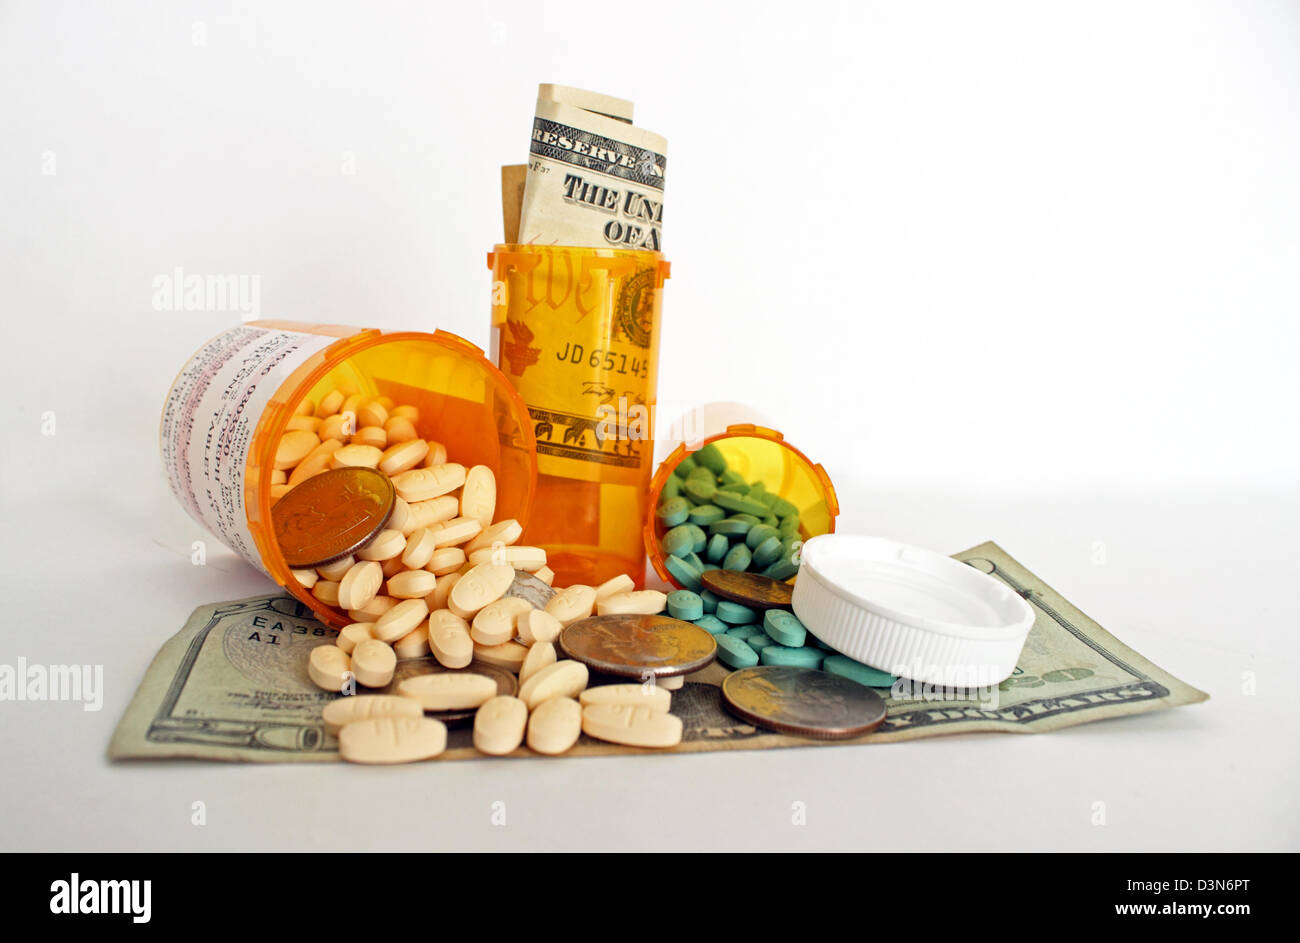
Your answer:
292;568;319;589
427;609;473;668
595;573;636;601
518;640;557;684
337;622;375;654
352;426;387;450
330;443;383;469
315;389;344;418
308;645;352;692
400;527;439;570
427;571;461;611
384;415;419;443
351;638;397;688
517;660;589;710
545;585;597;626
467;545;547;571
322;694;421;736
581;703;683;748
378;438;429;477
517;608;563;645
356;529;406;563
387;569;437;600
393;623;430;659
527;697;582;755
534;565;555;586
460;465;497;528
463;519;523;556
656;674;685;691
596;590;668;616
473;695;528;756
338;715;447;764
317;555;355;582
425;547;466;576
389;496;412;534
392;464;466;503
471;597;533;646
398;672;497;710
348;594;396;623
449;563;515;618
406;495;460;533
580;684;672;712
431;516;482;548
373;597;428;643
311;580;341;607
338;560;383;611
471;640;529;671
421;440;448;467
275;429;319;470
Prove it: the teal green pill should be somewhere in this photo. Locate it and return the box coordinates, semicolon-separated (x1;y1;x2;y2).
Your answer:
699;589;719;614
688;504;725;526
713;491;770;517
673;455;698;478
752;535;783;569
701;562;719;572
662;524;695;558
656;497;689;527
665;555;702;590
682;477;716;504
725;625;754;637
745;524;780;550
666;590;704;621
716;600;759;624
811;634;836;651
763;557;800;581
762;513;779;528
720;469;746;487
823;655;898;688
746;632;776;652
763;609;807;647
769;496;799;518
706;534;729;563
710;519;751;537
715;635;759;669
684;524;707;553
694;443;728;474
683;551;705;570
723;543;752;572
662;476;681;500
693;614;728;635
778;517;799;538
731;513;760;526
760;645;823;669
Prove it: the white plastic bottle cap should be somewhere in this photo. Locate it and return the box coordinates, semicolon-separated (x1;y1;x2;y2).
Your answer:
791;535;1034;687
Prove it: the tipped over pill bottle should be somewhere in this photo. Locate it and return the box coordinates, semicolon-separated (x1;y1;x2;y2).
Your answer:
160;320;537;626
643;424;839;590
488;245;670;587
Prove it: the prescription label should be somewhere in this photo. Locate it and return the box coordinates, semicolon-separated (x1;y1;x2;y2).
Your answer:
161;325;334;571
492;248;665;481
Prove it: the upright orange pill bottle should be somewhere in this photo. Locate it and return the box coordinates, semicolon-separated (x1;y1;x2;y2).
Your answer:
161;320;537;626
488;245;670;587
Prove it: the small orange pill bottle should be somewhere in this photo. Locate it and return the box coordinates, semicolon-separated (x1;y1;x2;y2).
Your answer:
488;245;670;587
642;424;840;590
161;320;537;626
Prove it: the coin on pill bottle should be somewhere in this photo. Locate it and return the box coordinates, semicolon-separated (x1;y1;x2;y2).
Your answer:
272;466;395;568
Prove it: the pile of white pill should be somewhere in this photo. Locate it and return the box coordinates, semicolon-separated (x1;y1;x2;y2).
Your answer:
275;388;685;763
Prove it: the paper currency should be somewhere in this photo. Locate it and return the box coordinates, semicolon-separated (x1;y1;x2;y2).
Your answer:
108;542;1208;763
517;84;666;250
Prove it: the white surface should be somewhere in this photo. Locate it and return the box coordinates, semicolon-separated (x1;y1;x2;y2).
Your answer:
1;0;1298;851
792;534;1035;687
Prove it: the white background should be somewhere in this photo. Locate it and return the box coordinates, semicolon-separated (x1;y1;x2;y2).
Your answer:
1;0;1297;852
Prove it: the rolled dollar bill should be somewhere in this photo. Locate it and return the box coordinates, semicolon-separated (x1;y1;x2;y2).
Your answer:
518;85;667;250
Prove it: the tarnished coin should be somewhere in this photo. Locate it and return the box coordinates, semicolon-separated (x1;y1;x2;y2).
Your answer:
378;657;517;728
721;665;887;739
273;467;395;568
559;614;717;679
701;569;794;610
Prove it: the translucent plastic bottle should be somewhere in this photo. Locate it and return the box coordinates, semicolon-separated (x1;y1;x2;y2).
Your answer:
161;319;537;626
488;245;670;587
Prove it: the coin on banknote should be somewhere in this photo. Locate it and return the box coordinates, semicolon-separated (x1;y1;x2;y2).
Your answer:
272;467;395;568
559;614;717;678
378;657;517;728
721;666;887;739
700;570;793;610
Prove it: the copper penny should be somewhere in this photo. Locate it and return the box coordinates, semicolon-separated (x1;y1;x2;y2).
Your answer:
701;569;793;610
272;467;395;568
721;665;887;739
559;614;717;679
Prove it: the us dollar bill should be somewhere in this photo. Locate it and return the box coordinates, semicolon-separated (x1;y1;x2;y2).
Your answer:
109;542;1208;762
517;84;666;250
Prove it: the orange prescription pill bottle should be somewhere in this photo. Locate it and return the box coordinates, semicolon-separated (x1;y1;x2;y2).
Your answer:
160;320;537;627
643;424;839;590
488;245;670;588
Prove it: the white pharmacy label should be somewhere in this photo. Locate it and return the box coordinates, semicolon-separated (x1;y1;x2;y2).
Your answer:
160;325;334;572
